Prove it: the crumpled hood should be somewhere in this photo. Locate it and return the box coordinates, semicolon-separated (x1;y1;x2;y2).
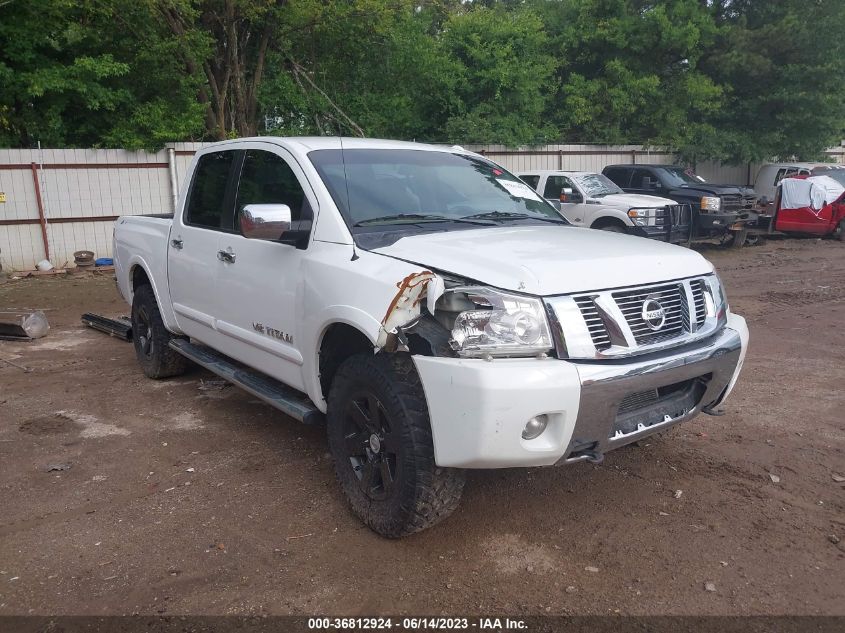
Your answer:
371;225;714;296
594;193;679;208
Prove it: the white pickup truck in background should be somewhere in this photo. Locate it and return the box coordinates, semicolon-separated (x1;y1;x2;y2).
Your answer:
518;170;692;244
113;137;748;537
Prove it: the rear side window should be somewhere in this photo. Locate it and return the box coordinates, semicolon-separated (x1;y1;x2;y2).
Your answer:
185;151;237;230
520;174;540;190
234;150;307;228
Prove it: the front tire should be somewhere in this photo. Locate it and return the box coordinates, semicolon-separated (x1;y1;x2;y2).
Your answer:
326;352;465;537
131;284;189;379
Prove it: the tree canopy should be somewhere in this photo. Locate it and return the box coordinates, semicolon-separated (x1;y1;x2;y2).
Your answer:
1;0;843;162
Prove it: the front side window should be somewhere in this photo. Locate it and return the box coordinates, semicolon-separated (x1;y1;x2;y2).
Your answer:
543;175;576;199
308;149;565;230
185;151;237;229
631;168;657;189
235;150;307;229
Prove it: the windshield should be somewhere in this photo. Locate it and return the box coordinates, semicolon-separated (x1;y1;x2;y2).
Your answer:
308;149;565;229
571;173;623;197
657;166;706;187
819;169;845;187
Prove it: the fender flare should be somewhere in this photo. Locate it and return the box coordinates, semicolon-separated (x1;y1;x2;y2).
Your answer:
302;306;384;412
587;206;634;228
126;255;182;334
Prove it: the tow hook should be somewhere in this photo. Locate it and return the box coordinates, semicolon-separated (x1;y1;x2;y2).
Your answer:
584;450;604;464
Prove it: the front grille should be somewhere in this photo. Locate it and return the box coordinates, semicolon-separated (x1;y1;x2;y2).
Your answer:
567;276;713;356
611;377;709;438
690;279;706;325
618;388;659;413
741;193;756;211
613;283;686;345
721;194;741;213
574;295;610;350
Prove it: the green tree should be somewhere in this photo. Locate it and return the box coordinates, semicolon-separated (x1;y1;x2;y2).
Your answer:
533;0;723;152
441;5;558;145
700;0;845;162
0;0;131;146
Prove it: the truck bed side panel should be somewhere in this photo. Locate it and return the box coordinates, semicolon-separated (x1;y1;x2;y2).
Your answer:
113;215;181;333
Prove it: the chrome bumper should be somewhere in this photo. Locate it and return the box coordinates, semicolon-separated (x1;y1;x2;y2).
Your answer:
559;324;744;464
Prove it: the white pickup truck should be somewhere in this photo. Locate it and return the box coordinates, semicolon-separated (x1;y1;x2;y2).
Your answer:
114;137;748;538
517;170;692;244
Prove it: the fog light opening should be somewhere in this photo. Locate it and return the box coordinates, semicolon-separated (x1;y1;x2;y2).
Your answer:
522;414;549;440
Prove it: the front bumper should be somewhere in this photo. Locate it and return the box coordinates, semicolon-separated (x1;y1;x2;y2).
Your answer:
695;211;741;236
632;223;691;244
413;313;748;469
628;205;692;244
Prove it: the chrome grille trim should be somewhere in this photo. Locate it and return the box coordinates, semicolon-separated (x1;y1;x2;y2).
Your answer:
545;275;725;360
574;295;610;350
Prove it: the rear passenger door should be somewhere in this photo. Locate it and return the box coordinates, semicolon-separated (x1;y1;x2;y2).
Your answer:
212;144;316;391
168;149;238;343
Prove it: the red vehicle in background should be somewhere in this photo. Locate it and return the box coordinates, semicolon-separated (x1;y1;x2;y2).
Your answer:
774;173;845;238
734;173;845;245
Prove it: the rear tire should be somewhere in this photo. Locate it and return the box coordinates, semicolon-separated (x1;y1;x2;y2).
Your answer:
326;352;465;538
131;284;189;379
837;219;845;242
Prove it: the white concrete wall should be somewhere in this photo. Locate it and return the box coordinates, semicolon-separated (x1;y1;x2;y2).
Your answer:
2;141;843;271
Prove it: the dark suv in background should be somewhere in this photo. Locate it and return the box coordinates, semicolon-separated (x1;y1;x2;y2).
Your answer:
602;164;756;239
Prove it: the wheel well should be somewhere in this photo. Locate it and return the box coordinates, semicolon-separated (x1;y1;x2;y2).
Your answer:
591;216;628;230
132;265;151;291
318;323;374;399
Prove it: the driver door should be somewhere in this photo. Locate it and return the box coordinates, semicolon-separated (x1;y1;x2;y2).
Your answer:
212;144;317;392
542;175;588;225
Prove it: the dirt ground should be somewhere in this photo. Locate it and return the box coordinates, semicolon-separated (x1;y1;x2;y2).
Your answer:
0;237;843;617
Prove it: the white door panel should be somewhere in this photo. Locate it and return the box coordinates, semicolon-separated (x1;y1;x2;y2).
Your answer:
211;144;314;391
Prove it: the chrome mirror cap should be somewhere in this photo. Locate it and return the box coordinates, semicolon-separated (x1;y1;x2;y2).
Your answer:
239;204;292;240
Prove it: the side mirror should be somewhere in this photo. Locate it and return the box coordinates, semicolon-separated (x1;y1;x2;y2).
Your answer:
560;187;574;203
239;204;292;240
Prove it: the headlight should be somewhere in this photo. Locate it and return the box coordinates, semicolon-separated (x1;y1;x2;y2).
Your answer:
627;208;661;226
704;273;729;321
700;196;721;212
443;286;553;358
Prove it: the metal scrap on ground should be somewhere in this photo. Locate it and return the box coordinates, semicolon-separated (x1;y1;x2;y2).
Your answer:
80;313;132;341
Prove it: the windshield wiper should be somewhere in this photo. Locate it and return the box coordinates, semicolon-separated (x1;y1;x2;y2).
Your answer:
353;213;494;227
461;211;566;224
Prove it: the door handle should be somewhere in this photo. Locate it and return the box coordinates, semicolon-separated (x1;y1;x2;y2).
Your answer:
170;238;183;250
217;250;236;264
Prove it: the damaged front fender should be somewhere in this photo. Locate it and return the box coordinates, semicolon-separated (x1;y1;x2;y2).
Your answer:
377;270;444;350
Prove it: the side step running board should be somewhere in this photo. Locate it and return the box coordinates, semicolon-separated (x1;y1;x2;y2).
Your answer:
169;338;324;425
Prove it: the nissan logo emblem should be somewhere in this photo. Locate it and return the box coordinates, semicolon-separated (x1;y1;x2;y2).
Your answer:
641;297;666;330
